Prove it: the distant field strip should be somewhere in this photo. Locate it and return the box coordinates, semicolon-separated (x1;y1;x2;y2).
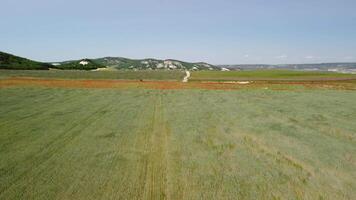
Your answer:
0;70;185;80
191;70;356;81
1;77;356;91
2;69;356;82
0;87;356;199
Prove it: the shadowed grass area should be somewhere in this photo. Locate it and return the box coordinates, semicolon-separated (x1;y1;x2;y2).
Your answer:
191;70;356;81
0;86;355;199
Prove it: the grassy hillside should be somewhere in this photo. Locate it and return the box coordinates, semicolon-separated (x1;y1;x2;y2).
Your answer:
0;52;103;71
94;57;219;70
0;51;51;70
53;59;105;70
0;86;355;199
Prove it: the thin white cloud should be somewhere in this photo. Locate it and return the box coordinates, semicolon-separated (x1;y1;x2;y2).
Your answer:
305;56;314;59
276;55;287;59
243;54;249;58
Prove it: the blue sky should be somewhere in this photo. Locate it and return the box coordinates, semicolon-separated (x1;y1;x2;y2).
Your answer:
1;0;356;64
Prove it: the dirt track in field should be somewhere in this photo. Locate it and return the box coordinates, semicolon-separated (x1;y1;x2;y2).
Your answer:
0;77;356;90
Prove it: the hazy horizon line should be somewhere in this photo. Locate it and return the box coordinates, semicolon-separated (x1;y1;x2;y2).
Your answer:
2;50;356;66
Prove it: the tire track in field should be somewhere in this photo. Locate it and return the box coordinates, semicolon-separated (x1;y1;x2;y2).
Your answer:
140;93;170;199
241;134;313;180
97;97;154;200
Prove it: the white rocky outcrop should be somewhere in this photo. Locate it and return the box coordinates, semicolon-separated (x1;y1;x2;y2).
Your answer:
79;61;89;65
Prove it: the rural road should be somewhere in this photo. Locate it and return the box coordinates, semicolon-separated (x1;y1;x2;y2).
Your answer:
182;70;190;82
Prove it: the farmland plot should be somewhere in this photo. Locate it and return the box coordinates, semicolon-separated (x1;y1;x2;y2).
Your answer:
0;86;355;199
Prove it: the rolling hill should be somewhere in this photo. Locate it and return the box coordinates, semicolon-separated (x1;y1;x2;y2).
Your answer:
0;51;220;71
0;52;104;70
53;59;105;70
0;51;52;70
92;57;220;70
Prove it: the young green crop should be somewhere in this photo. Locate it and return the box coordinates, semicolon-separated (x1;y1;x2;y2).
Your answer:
191;69;356;81
0;69;185;80
0;86;355;199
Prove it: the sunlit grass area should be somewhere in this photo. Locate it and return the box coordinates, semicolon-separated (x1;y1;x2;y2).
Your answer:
191;70;356;81
0;69;185;81
0;84;355;199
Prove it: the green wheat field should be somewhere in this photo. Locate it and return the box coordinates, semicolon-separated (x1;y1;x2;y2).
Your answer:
0;70;355;199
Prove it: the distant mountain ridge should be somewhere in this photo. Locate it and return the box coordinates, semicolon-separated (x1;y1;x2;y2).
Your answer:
219;63;356;73
220;63;356;70
0;51;219;71
91;57;219;70
1;50;356;73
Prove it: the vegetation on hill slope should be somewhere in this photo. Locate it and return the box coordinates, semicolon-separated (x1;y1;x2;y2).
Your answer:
0;52;104;71
93;57;219;70
0;51;51;70
0;50;219;71
53;59;105;70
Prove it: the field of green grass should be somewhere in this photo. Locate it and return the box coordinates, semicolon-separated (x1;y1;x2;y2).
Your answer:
191;70;356;81
0;70;185;81
1;83;355;199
